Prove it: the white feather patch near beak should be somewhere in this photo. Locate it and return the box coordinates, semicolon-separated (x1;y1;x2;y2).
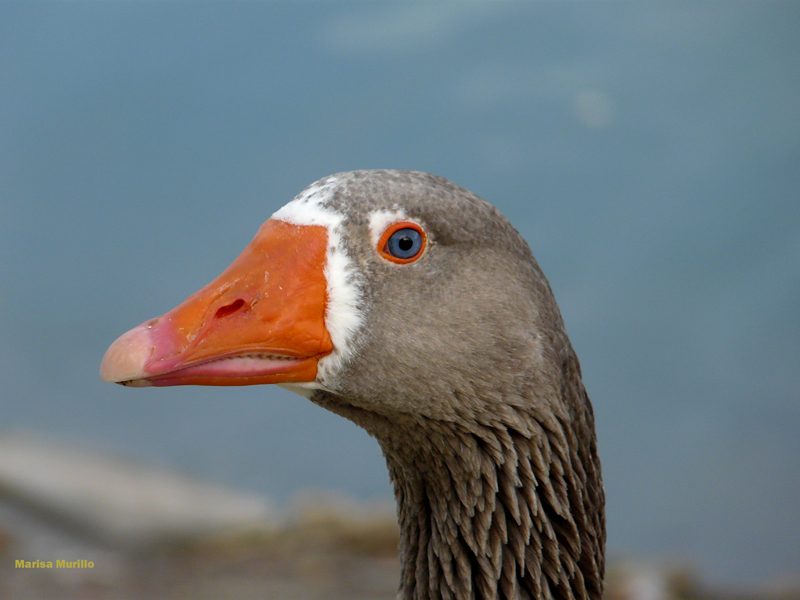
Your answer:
271;177;365;392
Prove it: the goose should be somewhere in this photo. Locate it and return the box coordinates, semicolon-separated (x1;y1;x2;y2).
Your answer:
100;170;605;600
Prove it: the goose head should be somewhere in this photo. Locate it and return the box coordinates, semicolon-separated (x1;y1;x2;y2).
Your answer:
101;170;604;600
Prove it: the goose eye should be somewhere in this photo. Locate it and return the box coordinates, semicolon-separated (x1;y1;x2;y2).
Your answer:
378;222;426;264
387;228;422;258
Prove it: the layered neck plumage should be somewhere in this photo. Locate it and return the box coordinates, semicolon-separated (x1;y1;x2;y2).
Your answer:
380;406;602;600
315;366;604;600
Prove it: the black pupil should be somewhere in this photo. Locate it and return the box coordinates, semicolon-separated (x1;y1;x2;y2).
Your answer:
387;227;422;259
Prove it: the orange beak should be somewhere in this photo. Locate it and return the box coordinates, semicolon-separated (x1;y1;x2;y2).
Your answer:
100;219;333;387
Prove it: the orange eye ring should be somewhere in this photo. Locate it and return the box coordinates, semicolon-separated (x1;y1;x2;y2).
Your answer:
377;221;427;264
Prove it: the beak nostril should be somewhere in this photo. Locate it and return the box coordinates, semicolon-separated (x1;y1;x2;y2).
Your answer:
214;298;245;320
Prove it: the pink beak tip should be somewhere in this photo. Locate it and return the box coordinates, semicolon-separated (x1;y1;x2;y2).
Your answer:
99;324;155;384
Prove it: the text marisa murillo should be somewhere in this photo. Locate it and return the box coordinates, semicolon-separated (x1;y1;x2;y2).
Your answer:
15;559;95;569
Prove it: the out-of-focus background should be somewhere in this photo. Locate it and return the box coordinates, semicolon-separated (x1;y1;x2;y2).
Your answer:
1;2;798;599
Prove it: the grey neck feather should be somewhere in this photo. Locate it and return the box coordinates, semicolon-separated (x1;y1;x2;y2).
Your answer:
312;344;604;600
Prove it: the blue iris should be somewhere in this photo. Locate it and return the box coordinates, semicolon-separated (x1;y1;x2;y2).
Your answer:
386;228;423;260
